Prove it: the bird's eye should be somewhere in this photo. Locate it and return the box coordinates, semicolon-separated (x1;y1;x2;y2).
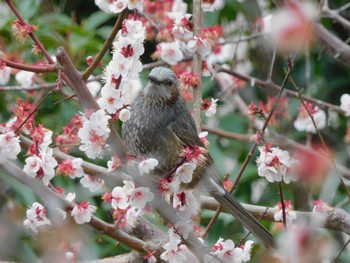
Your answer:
165;80;172;86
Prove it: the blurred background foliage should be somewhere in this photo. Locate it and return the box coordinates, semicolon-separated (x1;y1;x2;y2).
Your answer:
1;0;350;261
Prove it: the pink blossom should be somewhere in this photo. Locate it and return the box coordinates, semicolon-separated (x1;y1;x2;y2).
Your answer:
15;70;35;87
71;201;97;224
274;200;297;224
172;14;193;41
23;147;57;185
80;175;104;192
312;200;331;213
138;158;159;175
294;103;326;133
129;187;154;209
256;145;298;184
340;94;350;116
23;202;51;233
0;66;11;85
205;98;219;117
187;36;211;57
109;0;127;13
0;131;21;163
58;158;84;178
111;186;129;210
107;154;122;172
159;41;184;65
97;84;126;114
119;108;131;122
175;162;196;184
78;110;111;159
202;0;224;12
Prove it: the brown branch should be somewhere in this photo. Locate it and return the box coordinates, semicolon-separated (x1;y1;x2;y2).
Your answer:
0;161;159;257
55;47;128;161
0;57;57;73
322;1;350;30
6;0;55;64
203;125;350;179
201;196;350;235
314;23;350;67
0;83;58;91
82;9;128;80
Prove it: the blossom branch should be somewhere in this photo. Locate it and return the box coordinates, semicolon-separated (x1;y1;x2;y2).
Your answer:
0;57;57;73
215;64;344;114
5;0;55;64
201;196;350;235
0;161;160;258
55;47;128;161
0;82;58;91
82;9;128;80
203;125;350;180
204;61;293;238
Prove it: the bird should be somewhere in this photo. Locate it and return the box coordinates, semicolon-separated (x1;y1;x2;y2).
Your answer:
122;67;274;248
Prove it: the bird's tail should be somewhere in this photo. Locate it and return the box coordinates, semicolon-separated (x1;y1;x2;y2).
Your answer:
210;189;274;248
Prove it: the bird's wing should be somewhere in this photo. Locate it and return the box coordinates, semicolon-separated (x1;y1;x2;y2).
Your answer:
169;107;204;148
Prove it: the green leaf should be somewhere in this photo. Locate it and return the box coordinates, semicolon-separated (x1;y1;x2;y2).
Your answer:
85;11;113;31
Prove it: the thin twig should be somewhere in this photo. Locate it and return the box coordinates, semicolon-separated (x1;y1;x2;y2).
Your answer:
14;91;53;133
82;9;128;80
0;57;57;73
278;182;287;230
6;0;55;64
331;238;350;263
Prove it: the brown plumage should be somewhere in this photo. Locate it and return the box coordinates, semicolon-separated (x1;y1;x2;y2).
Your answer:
122;67;274;248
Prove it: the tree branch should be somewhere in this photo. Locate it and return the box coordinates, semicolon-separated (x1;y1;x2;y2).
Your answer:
0;57;57;73
201;196;350;235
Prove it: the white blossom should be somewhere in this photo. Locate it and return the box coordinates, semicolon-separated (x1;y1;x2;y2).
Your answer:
119;108;131;122
256;146;298;184
159;41;184;65
15;70;35;87
340;94;350;116
175;162;196;184
0;132;21;163
138;158;159;175
111;186;129;210
129;187;154;209
205;98;219;117
71;201;96;224
23;202;51;233
0;66;11;85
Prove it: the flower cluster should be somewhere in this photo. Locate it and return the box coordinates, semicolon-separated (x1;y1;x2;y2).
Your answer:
95;0;144;13
204;238;254;263
0;131;21;164
160;221;197;262
103;180;154;228
97;19;145;121
256;145;298;184
58;158;105;192
67;193;97;224
294;102;326;133
55;114;83;153
77;109;111;159
23;127;58;185
23;202;51;233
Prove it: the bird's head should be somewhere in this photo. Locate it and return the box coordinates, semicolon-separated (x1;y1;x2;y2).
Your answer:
143;67;179;103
